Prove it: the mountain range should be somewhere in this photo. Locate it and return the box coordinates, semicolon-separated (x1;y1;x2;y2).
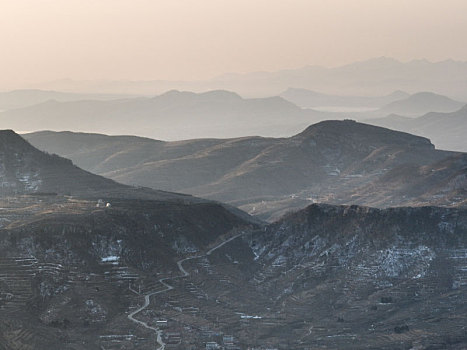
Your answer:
366;105;467;152
24;120;466;221
0;89;136;111
280;88;410;110
30;57;467;99
0;130;465;349
281;89;465;118
212;57;467;99
1;88;464;145
0;90;330;140
375;92;464;117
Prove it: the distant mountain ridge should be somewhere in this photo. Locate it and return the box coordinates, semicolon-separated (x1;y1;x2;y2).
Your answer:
280;88;409;109
24;57;467;99
2;87;463;142
377;91;464;116
24;121;466;221
281;89;464;118
366;104;467;151
0;89;137;111
0;90;330;140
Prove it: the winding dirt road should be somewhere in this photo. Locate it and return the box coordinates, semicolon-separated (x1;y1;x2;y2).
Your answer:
128;233;243;349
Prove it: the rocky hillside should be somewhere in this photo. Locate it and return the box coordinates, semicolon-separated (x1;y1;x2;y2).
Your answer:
1;199;465;349
0;129;219;205
25;121;465;221
0;129;126;196
0;195;254;350
242;204;467;349
0;131;256;349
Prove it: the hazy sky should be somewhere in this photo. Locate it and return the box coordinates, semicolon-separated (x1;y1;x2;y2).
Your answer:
1;0;467;88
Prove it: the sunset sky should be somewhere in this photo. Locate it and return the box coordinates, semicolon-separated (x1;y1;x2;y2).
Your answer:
1;0;467;88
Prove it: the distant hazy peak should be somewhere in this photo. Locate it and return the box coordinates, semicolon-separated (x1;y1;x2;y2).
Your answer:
199;90;242;99
340;56;402;69
158;89;242;100
388;90;410;98
251;95;300;106
341;56;467;69
3;88;56;95
282;87;409;99
379;91;464;115
159;89;194;96
407;91;458;101
282;87;321;95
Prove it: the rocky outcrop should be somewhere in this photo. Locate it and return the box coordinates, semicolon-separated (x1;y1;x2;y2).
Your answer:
244;204;467;349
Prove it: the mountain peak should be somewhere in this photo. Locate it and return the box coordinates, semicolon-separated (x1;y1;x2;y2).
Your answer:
342;56;402;70
158;89;196;98
158;89;242;101
0;129;38;151
380;91;464;116
0;129;127;196
0;129;20;137
200;90;242;100
369;56;401;64
410;91;452;100
387;90;409;98
294;120;434;149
